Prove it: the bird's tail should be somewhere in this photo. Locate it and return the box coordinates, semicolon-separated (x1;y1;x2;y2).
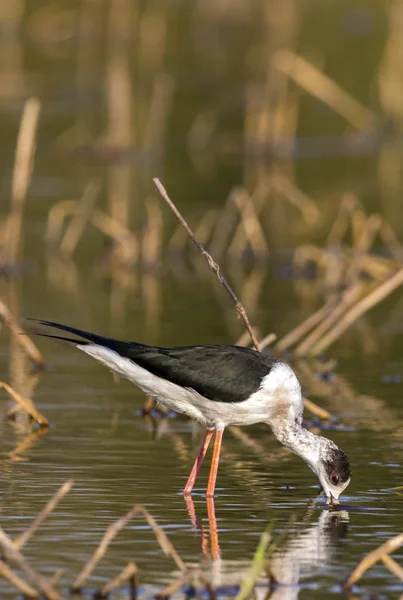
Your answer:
26;319;110;346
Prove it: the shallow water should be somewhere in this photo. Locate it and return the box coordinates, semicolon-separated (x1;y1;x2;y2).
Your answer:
0;265;403;599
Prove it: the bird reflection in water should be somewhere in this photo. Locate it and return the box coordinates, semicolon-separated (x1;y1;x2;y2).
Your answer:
184;495;349;598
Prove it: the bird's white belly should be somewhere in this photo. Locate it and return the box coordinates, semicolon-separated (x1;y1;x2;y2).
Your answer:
79;344;273;428
79;345;302;430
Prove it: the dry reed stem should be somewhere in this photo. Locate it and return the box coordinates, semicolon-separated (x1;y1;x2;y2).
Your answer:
258;332;277;350
153;178;260;351
143;73;175;153
14;480;74;550
72;504;185;591
272;50;376;130
225;188;265;260
142;197;163;266
381;554;403;580
91;209;139;263
193;209;219;248
326;193;358;246
138;506;186;571
46;200;77;247
359;255;395;281
72;506;140;590
302;397;332;420
49;570;64;587
0;297;44;368
0;381;48;427
0;558;38;598
228;191;269;259
343;532;403;590
272;174;319;225
209;188;245;258
345;214;383;283
100;561;138;597
313;267;403;355
0;526;60;600
6;98;41;265
143;395;155;413
59;181;100;258
295;283;362;356
380;221;403;261
156;574;187;599
293;245;327;272
274;299;335;352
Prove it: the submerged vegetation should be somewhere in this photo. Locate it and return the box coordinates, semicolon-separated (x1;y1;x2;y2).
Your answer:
1;0;403;598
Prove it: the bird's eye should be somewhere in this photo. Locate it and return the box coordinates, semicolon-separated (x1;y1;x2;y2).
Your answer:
331;473;340;484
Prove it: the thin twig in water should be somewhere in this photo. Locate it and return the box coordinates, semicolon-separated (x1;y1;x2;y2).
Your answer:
14;480;74;550
0;298;44;369
0;559;38;598
343;532;403;590
0;381;49;427
72;504;185;591
0;526;60;600
100;562;138;598
153;178;260;351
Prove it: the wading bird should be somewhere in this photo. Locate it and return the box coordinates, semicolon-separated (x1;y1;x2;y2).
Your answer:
33;320;351;504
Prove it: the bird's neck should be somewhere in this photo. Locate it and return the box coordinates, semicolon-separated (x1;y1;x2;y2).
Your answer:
270;419;321;470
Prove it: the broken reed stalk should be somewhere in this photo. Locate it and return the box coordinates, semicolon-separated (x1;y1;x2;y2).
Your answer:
272;50;376;130
100;562;138;598
14;480;74;550
381;554;403;579
6;98;41;266
295;283;362;356
0;297;44;368
302;397;331;420
72;504;185;591
258;332;277;350
228;190;269;259
343;532;403;590
0;559;38;598
313;267;403;355
0;381;49;427
274;299;335;353
272;174;319;225
59;180;100;258
153;178;260;351
156;574;187;599
0;526;60;600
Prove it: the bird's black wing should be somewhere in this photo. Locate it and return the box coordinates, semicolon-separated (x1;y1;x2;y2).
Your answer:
123;344;278;403
31;320;278;403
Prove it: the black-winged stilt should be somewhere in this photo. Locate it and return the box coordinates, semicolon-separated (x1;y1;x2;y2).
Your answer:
33;320;351;504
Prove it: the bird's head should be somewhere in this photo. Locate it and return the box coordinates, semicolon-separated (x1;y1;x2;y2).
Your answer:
313;440;351;505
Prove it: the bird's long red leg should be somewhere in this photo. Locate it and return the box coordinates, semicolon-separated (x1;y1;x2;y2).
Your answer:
184;429;214;495
206;428;224;497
